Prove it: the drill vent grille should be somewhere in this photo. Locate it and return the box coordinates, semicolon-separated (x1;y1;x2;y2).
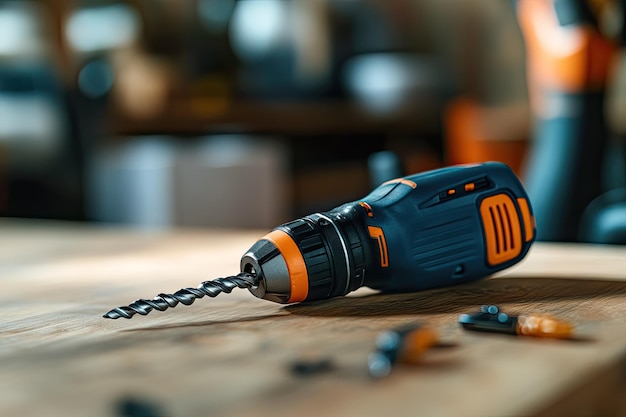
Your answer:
480;194;522;266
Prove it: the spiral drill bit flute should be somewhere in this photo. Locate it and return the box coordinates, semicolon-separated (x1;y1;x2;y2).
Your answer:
103;273;257;319
103;162;536;320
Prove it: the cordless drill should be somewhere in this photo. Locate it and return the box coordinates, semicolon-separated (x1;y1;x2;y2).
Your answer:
104;162;535;319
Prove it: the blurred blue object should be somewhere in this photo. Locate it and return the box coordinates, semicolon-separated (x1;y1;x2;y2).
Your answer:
0;1;81;219
343;53;439;115
0;2;67;171
65;3;140;53
77;58;115;99
198;0;235;32
229;0;288;63
580;188;626;244
88;137;176;229
368;151;403;188
0;65;67;171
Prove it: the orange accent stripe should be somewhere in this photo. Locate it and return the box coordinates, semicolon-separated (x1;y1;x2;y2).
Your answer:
465;183;475;191
359;201;374;217
263;230;308;303
382;178;417;189
368;226;389;267
517;198;535;243
447;189;456;195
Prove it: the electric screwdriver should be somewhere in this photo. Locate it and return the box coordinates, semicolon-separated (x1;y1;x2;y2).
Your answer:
104;161;536;319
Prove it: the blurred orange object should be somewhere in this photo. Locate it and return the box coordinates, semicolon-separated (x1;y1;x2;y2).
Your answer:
445;97;529;176
517;314;574;339
400;325;439;364
516;0;616;96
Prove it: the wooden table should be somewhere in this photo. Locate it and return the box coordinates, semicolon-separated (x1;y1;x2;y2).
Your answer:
1;219;625;417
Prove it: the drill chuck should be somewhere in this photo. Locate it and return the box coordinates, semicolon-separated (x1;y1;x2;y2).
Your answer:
240;212;367;303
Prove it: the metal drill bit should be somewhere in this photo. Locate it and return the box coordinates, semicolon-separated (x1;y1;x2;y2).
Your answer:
103;272;257;319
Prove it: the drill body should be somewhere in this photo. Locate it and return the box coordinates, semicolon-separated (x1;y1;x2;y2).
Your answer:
242;162;536;303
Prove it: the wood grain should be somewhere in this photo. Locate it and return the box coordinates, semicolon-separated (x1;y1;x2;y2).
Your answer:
0;220;625;417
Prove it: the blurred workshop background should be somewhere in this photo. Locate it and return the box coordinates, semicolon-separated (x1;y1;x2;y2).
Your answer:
1;0;626;242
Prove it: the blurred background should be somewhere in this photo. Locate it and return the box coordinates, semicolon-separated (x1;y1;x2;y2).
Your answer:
1;0;626;242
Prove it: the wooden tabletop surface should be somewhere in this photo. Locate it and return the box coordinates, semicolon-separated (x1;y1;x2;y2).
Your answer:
1;219;625;417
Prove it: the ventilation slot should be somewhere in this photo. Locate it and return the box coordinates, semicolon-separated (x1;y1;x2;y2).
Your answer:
488;204;516;254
